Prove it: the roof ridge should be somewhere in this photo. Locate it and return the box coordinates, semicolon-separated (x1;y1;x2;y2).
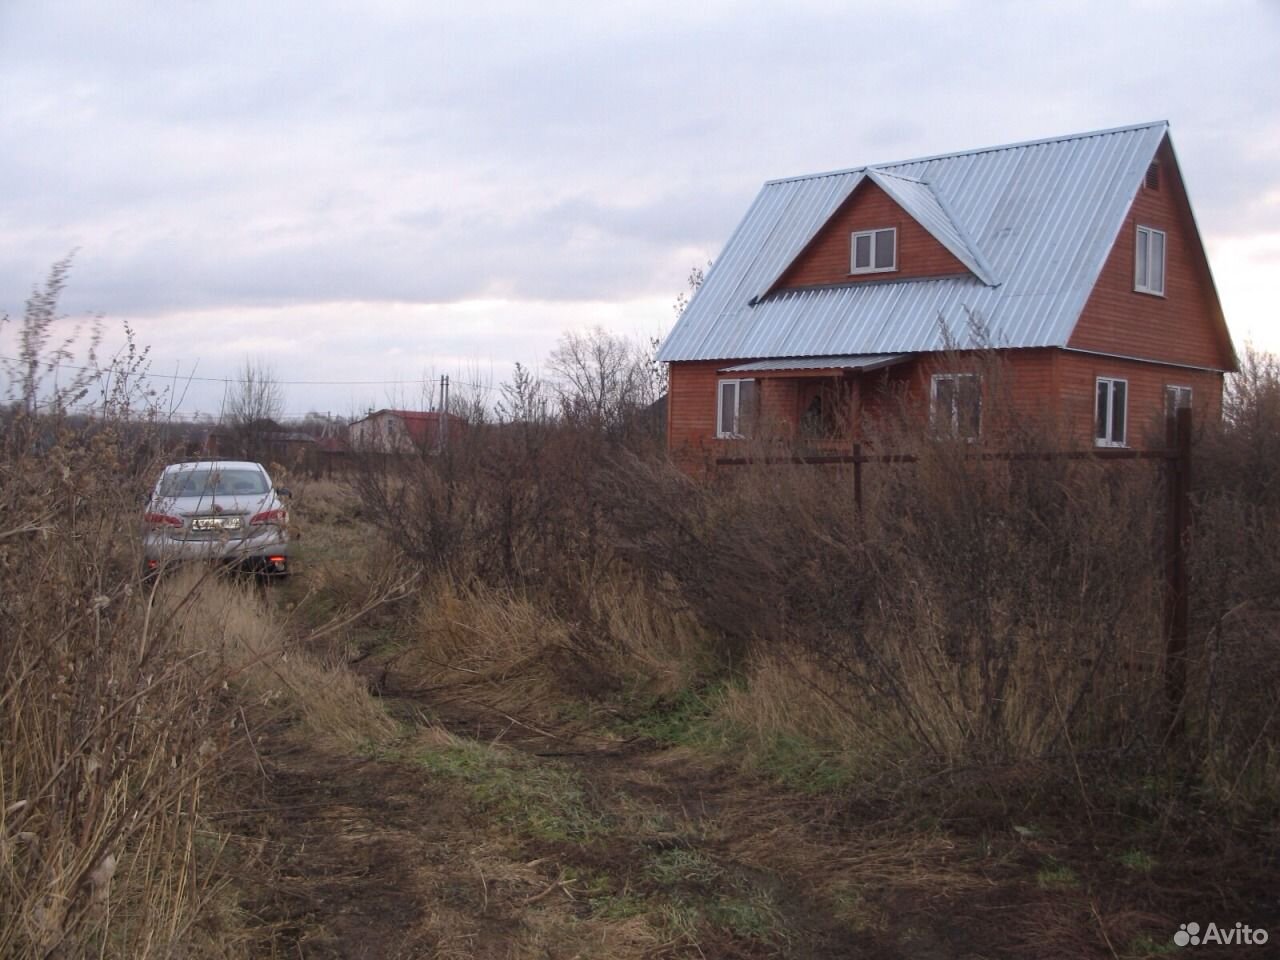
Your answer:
868;168;925;184
763;120;1168;186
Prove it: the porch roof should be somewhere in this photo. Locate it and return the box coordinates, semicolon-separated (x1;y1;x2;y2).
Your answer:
718;353;909;374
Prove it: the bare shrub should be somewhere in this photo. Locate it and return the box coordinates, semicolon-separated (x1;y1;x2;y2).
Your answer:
1;254;102;415
0;416;240;958
361;335;1280;818
1190;345;1280;809
609;427;1165;776
223;358;286;462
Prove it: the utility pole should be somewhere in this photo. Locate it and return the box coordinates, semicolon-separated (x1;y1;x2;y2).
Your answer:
440;375;450;451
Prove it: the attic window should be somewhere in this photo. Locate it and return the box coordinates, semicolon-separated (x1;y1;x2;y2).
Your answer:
1135;225;1166;296
1145;162;1160;190
850;228;896;274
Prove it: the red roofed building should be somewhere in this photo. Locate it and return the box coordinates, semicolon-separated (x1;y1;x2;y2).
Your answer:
348;409;468;454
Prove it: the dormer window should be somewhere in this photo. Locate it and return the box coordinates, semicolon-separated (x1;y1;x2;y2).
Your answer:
851;228;896;274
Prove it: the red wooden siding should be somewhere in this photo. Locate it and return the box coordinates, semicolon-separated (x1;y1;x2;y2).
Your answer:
1051;351;1223;446
772;180;969;291
667;349;1223;469
1068;137;1235;371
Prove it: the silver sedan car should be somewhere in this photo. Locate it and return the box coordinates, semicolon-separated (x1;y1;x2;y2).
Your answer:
143;460;291;576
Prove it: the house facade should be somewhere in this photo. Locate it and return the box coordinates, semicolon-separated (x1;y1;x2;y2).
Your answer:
349;409;467;454
657;122;1236;465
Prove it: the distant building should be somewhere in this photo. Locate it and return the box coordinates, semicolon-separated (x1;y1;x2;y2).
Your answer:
200;419;316;464
348;409;468;454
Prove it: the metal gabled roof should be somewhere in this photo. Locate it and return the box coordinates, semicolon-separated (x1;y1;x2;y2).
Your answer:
658;121;1170;363
867;170;998;286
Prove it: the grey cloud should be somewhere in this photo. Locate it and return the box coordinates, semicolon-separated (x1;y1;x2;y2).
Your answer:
1;1;1278;331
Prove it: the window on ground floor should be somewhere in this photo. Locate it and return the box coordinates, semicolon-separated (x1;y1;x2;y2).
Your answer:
1164;384;1192;417
717;379;757;438
1095;377;1128;446
931;373;981;439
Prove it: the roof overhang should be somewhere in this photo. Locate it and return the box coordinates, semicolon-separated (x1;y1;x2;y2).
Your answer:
718;354;909;377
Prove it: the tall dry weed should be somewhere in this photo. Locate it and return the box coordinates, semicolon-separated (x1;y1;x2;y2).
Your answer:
0;415;396;957
0;416;237;958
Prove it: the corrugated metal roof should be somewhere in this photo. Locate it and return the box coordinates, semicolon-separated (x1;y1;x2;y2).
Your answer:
866;170;997;286
720;354;908;372
658;121;1170;363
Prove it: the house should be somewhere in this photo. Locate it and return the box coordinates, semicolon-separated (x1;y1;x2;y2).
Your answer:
348;409;467;454
657;122;1236;465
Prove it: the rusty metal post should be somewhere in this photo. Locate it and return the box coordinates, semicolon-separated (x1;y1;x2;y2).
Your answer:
852;442;864;515
1163;406;1192;741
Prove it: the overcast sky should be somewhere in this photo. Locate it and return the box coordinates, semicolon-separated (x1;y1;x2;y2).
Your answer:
1;1;1278;417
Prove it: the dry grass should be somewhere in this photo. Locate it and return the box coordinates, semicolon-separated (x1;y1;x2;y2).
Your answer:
161;569;397;748
0;419;239;958
0;415;399;958
362;353;1280;822
390;572;711;726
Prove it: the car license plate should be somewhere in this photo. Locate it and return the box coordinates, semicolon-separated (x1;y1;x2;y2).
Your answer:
191;516;241;531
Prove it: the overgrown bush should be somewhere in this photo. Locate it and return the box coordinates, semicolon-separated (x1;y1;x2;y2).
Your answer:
0;414;238;958
358;351;1280;824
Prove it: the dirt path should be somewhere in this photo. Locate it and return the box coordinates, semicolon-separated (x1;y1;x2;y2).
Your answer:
219;594;1271;959
224;670;1041;960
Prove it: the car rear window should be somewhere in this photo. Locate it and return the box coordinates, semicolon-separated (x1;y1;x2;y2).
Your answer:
159;468;269;498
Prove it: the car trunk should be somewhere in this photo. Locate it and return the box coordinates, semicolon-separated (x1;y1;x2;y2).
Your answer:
169;494;270;541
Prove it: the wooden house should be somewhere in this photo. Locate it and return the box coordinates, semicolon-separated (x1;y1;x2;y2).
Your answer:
657;122;1236;465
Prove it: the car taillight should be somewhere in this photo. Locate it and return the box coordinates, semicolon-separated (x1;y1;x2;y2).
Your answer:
144;512;182;529
250;508;288;526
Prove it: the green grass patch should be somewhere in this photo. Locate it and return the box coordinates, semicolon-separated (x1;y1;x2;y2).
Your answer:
645;848;723;888
612;685;726;745
749;731;860;794
613;683;862;794
643;848;782;944
1035;858;1079;890
1117;848;1157;873
410;733;608;842
579;846;785;945
658;890;781;944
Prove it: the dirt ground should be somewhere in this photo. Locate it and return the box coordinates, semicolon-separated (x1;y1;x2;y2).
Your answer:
213;648;1275;960
191;480;1278;960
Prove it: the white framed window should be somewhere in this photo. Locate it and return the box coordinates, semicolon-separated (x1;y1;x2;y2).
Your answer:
931;373;981;440
716;379;757;438
1135;225;1166;296
1095;377;1128;447
1165;384;1192;416
850;228;897;274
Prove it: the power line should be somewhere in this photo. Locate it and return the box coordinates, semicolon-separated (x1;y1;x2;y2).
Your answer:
0;354;495;390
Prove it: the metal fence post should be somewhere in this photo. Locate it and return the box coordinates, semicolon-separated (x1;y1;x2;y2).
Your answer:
1164;406;1192;741
852;442;864;515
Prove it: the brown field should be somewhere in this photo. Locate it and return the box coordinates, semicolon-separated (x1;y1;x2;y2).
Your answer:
4;348;1279;959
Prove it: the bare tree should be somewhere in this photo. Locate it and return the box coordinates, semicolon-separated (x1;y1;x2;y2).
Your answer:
496;362;547;425
646;261;711;403
224;359;285;460
547;326;653;435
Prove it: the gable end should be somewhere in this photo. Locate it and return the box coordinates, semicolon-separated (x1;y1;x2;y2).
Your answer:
768;179;970;293
1068;135;1236;372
